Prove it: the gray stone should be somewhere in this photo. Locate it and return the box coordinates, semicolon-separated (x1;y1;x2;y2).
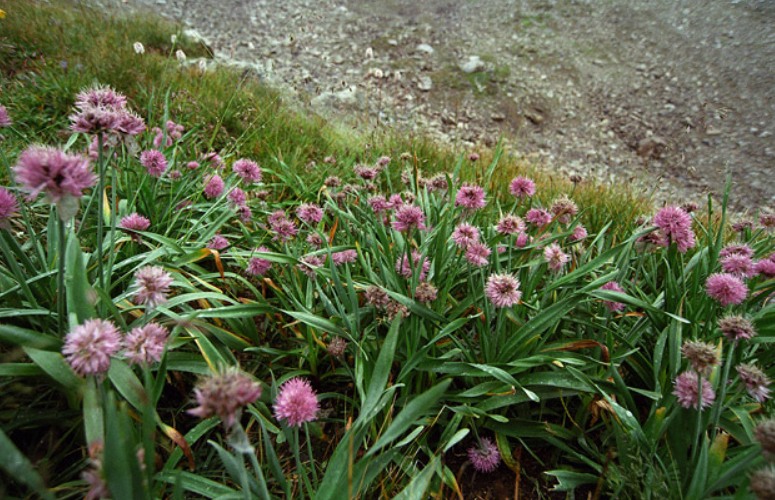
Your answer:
459;55;485;73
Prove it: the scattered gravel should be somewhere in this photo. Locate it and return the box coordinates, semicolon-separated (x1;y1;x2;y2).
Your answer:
120;0;774;212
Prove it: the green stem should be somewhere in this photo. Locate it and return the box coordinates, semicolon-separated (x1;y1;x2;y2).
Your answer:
689;373;704;468
710;342;736;439
96;133;105;293
57;217;67;337
304;423;318;485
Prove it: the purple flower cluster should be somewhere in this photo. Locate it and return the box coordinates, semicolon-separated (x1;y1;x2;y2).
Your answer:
705;273;748;306
509;176;536;198
455;184;486;210
673;370;715;410
0;187;19;229
485;273;521;308
140;150;167;177
652;205;696;253
246;247;272;276
468;437;501;473
396;251;430;280
273;377;320;427
392;204;426;232
600;281;626;312
0;105;12;128
133;265;174;309
204;174;225;199
70;85;145;136
233;158;262;184
296;203;324;225
189;368;262;428
14;146;96;206
63;319;122;376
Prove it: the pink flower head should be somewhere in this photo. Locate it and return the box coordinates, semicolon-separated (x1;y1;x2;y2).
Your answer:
306;233;324;248
63;319;122;376
570;224;588;242
332;249;357;265
368;195;390;213
247;247;272;276
75;86;127;109
673;371;715;410
526;208;552;227
233;158;262;184
544;243;570;272
396;250;430;280
652;206;695;252
452;223;480;249
429;173;449;192
760;211;775;229
737;363;771;403
515;232;530;248
705;273;747;306
509;176;536;198
0;187;19;229
720;253;755;278
296;203;324;225
354;164;378;181
496;214;526;235
323;176;341;188
468;437;501;473
238;205;253;223
186;161;200;170
113;111;145;136
140;150;167;177
207;235;229;250
327;337;348;357
600;281;625;312
681;340;720;375
455;184;486;210
376;156;391;168
133;265;174;309
227;187;247;208
388;193;405;209
204;175;224;199
465;242;491;267
203;152;224;170
392;204;427;232
0;105;12;127
274;377;320;427
189;367;262;428
550;195;579;224
414;282;438;303
364;285;391;308
271;218;298;243
719;244;754;259
152;127;172;148
124;322;169;365
754;255;775;278
120;212;150;232
718;315;756;342
14;146;96;205
166;120;184;141
485;273;522;308
468;152;480;162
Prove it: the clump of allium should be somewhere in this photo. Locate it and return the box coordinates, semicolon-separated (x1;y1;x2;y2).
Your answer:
706;273;748;306
550;194;579;224
268;211;298;242
0;105;12;127
274;377;320;427
298;255;325;278
186;161;200;170
364;285;390;308
296;203;324;225
392;204;426;232
681;340;720;375
332;249;358;265
120;212;150;235
509;176;536;198
428;173;449;192
754;419;775;457
468;437;501;473
62;319;122;377
526;208;553;228
732;219;754;233
544;243;570;272
385;300;409;320
452;223;480;249
455;184;486;210
721;253;755;278
207;234;229;251
133;265;174;309
600;281;626;312
14;146;96;219
760;211;775;229
415;282;438;303
327;336;348;357
0;187;19;229
368;195;391;214
203;152;224;170
516;232;530;248
485;273;522;308
70;85;138;135
246;247;272;276
720;244;754;259
468;152;480;162
737;363;771;403
203;174;224;199
652;205;696;252
227;187;247;208
323;175;342;188
233;158;262;184
754;254;775;278
718;315;756;342
570;224;588;242
124;322;169;365
749;465;775;500
139;150;167;177
496;214;526;235
354;164;379;181
396;251;430;280
189;367;262;428
673;370;715;410
465;242;491;267
306;233;324;248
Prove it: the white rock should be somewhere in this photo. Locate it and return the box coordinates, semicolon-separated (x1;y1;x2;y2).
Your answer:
416;43;434;55
459;55;485;73
417;76;433;91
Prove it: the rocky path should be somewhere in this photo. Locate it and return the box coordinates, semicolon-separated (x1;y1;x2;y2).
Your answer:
121;0;774;212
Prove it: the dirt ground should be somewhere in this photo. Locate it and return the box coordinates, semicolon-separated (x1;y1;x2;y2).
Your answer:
121;0;774;213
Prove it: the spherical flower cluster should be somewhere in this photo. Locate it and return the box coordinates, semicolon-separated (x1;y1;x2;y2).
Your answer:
207;234;229;250
485;273;522;308
468;152;480;162
140;150;167;177
652;205;696;252
600;281;626;312
354;164;379;181
120;212;150;232
306;233;324;248
203;175;224;199
754;254;775;278
760;211;775;229
681;340;719;375
414;282;438;303
0;105;12;128
468;437;501;473
455;184;486;210
396;251;430;280
364;285;390;308
246;247;272;276
705;273;748;306
544;243;570;272
323;175;341;188
496;214;526;235
63;319;122;376
392;204;426;232
526;208;552;227
203;152;224;170
189;367;262;428
754;419;775;457
550;195;579;224
14;146;96;208
70;85;145;136
226;187;247;208
737;363;771;403
124;323;169;365
465;242;491;267
428;174;448;192
233;158;262;184
749;466;775;500
718;315;756;341
327;337;348;357
719;244;754;259
298;255;325;278
509;176;536;198
368;195;390;213
133;265;174;309
570;224;588;242
332;250;358;265
451;223;480;249
673;370;715;410
721;253;755;278
0;187;19;229
274;377;320;427
385;300;409;320
296;203;324;225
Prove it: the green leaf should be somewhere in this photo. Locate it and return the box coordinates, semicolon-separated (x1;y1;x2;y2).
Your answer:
66;232;96;322
108;359;148;411
103;395;145;500
359;317;401;422
393;456;440;500
545;470;599;492
156;471;238;497
0;324;60;349
0;427;55;499
22;346;83;394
